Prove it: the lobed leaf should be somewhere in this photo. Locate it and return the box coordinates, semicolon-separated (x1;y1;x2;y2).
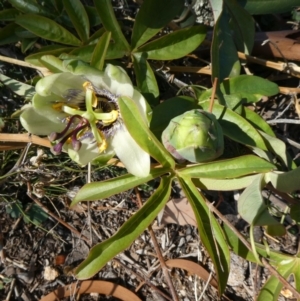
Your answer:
63;0;90;43
178;175;230;294
200;102;267;151
179;155;275;179
131;0;184;50
238;174;284;227
132;53;159;107
71;167;170;205
93;0;130;58
75;175;173;279
136;26;206;60
16;14;82;46
90;31;111;71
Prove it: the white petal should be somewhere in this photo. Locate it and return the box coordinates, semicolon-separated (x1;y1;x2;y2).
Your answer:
111;127;150;177
36;73;85;97
67;137;101;166
32;93;69;123
131;89;149;123
20;107;65;135
87;64;134;98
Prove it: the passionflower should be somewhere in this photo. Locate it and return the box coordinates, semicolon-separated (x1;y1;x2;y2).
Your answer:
20;64;150;177
162;109;224;163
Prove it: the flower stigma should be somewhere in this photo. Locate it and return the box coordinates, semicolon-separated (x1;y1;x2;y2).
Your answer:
49;81;120;155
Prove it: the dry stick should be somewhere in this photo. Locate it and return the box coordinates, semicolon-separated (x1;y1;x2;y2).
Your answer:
209;77;218;113
26;181;90;244
135;188;179;301
0;55;49;75
113;258;173;301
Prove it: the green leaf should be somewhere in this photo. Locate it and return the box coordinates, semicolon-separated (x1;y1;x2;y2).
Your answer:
150;96;200;139
131;0;184;50
132;52;159;107
211;6;240;83
193;174;259;191
71;167;170;205
136;26;206;60
238;174;284;227
221;75;279;103
225;0;255;54
239;0;300;14
242;107;275;137
75;175;173;279
257;258;299;301
178;175;230;294
200;102;267;150
0;74;35;98
25;45;74;66
20;37;37;53
8;0;53;16
67;44;94;62
39;55;67;73
85;6;102;27
93;0;130;58
90;31;111;71
179;155;275;179
0;8;20;21
118;96;175;169
265;167;300;193
16;14;82;46
0;23;20;46
290;204;300;225
63;0;90;43
259;131;290;169
223;223;292;263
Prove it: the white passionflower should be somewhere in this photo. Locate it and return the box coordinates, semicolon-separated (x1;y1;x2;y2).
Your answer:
20;64;150;177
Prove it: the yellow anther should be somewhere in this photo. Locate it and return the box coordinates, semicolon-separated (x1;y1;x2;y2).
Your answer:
102;110;119;125
52;103;64;111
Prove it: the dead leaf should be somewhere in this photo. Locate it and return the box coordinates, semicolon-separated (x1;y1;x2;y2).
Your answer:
166;259;218;288
40;280;142;301
161;198;197;227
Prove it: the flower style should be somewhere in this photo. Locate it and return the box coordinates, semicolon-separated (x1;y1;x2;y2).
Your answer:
20;64;150;177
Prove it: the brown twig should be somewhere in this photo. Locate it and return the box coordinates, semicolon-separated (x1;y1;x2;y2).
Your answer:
26;181;90;244
209;77;218;113
135;188;179;301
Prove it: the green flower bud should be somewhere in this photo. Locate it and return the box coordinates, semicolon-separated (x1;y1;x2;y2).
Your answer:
162;109;224;163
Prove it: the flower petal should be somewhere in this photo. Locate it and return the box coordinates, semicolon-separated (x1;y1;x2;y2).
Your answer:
67;137;101;166
36;73;85;97
110;126;150;177
85;64;134;98
20;106;66;135
32;93;69;124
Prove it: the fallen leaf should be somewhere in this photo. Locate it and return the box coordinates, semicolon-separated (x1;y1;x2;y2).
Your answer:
161;198;197;227
40;280;142;301
166;259;218;288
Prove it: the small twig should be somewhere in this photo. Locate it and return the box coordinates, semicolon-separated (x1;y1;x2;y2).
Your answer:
0;55;50;75
267;118;300;124
26;181;90;244
114;258;173;301
135;188;179;301
209;78;218;113
205;200;253;252
5;278;16;301
261;258;300;299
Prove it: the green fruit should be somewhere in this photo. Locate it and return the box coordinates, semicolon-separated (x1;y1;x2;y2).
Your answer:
162;109;224;163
